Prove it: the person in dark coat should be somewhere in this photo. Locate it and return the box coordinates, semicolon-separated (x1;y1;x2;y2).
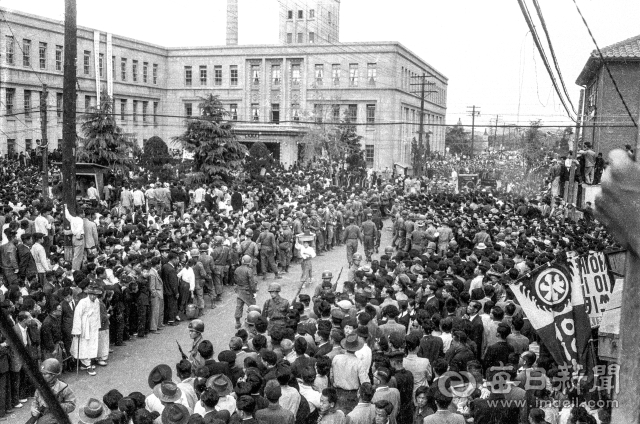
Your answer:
40;300;64;361
483;323;514;371
465;301;484;361
231;188;243;212
161;252;180;326
17;234;37;282
59;287;76;370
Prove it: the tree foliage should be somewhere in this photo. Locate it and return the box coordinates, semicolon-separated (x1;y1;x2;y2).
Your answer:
339;119;366;173
445;124;471;156
141;136;171;167
245;141;275;176
523;120;546;174
173;94;247;183
77;93;134;171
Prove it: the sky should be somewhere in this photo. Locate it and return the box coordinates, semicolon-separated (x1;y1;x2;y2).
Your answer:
2;0;638;129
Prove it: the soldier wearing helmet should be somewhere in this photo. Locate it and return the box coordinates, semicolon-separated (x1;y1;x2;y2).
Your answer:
31;358;76;423
190;248;210;317
277;221;294;273
198;241;215;303
262;283;289;331
384;246;394;257
233;255;258;329
361;212;377;263
312;270;335;301
342;216;363;266
257;222;281;281
245;310;262;335
239;229;259;275
347;253;363;282
187;319;205;367
210;236;231;300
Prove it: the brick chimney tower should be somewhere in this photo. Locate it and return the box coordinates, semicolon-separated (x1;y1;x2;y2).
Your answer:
226;0;238;46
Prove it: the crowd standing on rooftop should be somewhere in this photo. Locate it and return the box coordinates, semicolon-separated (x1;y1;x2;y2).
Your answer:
0;145;618;424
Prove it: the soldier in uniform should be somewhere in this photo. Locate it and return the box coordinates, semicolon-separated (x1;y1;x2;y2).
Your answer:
352;196;363;226
277;221;293;273
342;216;363;266
372;210;383;253
256;222;281;280
262;283;289;331
347;253;363;282
210;236;231;300
361;212;377;263
234;255;257;329
404;213;416;252
312;271;336;301
198;242;215;300
239;228;259;275
335;205;345;246
410;220;428;253
394;210;407;250
310;210;325;254
187;319;205;369
325;204;337;251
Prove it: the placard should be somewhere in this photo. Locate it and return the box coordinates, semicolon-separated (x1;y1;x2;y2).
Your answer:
570;251;614;327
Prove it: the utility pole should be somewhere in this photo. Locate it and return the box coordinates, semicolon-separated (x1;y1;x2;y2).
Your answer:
62;0;77;214
566;90;584;204
467;106;481;157
39;85;48;198
493;115;499;152
410;73;436;175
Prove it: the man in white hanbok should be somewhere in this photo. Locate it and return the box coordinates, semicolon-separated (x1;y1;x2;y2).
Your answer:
71;284;102;376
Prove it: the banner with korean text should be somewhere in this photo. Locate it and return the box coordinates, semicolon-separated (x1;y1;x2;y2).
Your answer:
569;251;615;328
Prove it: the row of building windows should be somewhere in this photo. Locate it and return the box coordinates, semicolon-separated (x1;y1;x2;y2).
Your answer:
184;63;376;87
5;36;160;85
400;66;446;105
287;9;315;20
313;103;376;124
285;32;318;44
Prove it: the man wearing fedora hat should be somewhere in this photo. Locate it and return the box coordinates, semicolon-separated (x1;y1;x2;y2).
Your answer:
71;283;103;375
77;398;109;424
206;374;236;414
330;333;368;414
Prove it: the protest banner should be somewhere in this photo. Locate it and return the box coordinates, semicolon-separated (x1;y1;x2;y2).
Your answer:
458;174;478;190
569;251;615;328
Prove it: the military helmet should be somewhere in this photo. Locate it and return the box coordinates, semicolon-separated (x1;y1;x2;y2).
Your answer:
241;255;252;265
267;283;281;292
199;242;209;251
213;236;224;245
247;305;262;314
245;228;253;237
321;271;333;279
353;253;363;261
384;246;394;256
188;319;205;333
41;358;62;375
246;311;261;325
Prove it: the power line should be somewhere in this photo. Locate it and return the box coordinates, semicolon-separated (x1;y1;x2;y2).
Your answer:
0;9;47;87
570;0;637;128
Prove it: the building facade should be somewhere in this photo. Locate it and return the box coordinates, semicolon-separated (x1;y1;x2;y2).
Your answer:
576;34;640;156
0;7;447;170
278;0;340;44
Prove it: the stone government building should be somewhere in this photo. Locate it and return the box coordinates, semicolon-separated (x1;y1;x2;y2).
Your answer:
0;0;447;170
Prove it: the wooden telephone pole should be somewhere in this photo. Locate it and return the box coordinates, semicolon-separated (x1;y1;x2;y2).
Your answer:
61;0;77;214
410;73;436;175
467;106;481;157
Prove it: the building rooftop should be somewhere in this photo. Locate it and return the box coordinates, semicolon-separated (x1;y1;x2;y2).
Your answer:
576;33;640;86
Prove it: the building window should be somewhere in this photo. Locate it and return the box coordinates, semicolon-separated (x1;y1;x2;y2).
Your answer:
112;56;116;80
132;60;138;82
349;64;358;87
272;65;281;85
287;10;293;19
83;50;90;75
332;64;340;86
297;33;303;43
347;104;357;122
367;63;377;86
25;139;32;151
366;104;376;125
230;65;238;86
23;39;31;67
251;65;260;85
98;53;104;77
292;64;300;85
315;64;323;85
153;63;158;84
309;32;315;43
52;45;62;72
6;89;14;115
292;103;300;121
56;92;62;118
199;65;207;85
143;62;148;83
24;90;31;117
298;10;303;19
251;103;260;121
7;139;14;155
332;104;340;121
85;95;91;112
229;103;237;120
185;66;192;86
121;58;127;80
214;66;222;85
328;11;332;24
142;101;148;123
365;145;374;167
38;42;47;69
120;99;126;121
286;33;292;44
153;102;158;125
271;103;280;123
6;36;14;65
184;102;192;118
132;100;138;123
309;9;315;18
314;104;323;123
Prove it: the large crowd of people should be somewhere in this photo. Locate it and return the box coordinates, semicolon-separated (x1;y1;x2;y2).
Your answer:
0;148;620;424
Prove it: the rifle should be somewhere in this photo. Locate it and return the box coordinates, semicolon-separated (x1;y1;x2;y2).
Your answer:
332;266;344;292
176;340;187;360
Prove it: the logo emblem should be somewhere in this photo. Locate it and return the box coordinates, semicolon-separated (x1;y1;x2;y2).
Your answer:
535;268;569;306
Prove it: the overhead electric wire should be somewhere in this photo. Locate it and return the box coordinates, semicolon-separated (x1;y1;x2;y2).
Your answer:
516;0;576;122
570;0;637;128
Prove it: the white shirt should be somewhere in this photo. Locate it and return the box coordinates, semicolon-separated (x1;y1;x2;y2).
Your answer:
65;208;84;238
299;383;321;413
296;243;316;260
440;332;453;353
87;186;99;200
177;267;196;291
34;215;51;235
145;393;192;424
194;188;205;203
355;343;372;372
133;190;145;206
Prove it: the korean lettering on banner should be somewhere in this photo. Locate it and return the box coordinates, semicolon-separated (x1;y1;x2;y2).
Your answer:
571;251;614;328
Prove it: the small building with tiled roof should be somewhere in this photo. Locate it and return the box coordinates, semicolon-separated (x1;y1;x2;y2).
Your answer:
576;34;640;156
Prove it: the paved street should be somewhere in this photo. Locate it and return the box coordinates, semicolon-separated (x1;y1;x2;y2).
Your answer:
10;221;393;422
